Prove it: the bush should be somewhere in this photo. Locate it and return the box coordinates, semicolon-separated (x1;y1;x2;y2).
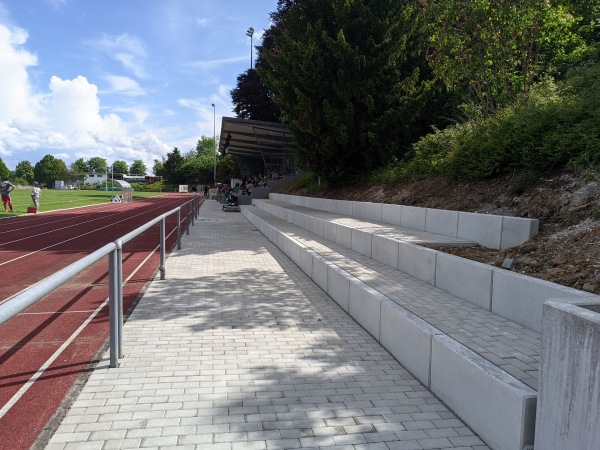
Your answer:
401;60;600;180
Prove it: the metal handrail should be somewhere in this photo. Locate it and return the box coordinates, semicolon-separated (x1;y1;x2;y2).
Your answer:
0;196;201;368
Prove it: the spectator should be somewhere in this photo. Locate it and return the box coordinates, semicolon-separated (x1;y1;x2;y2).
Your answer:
1;177;15;212
31;182;42;212
221;185;229;204
204;185;209;197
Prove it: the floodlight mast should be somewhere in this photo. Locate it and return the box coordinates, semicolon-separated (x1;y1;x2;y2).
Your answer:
246;27;254;69
212;103;216;183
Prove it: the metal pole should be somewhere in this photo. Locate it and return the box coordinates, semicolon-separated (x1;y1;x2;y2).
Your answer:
116;240;123;359
190;200;195;226
160;218;166;280
212;103;216;183
185;204;190;235
247;27;254;69
109;249;119;368
177;210;181;250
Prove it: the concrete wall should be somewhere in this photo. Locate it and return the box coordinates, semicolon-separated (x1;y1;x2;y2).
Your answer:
269;194;539;250
435;253;493;310
535;301;600;450
491;269;598;333
431;336;536;450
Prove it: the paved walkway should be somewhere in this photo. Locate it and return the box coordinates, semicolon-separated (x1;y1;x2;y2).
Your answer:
46;200;487;450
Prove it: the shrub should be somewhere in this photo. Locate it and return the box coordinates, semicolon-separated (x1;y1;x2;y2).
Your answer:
402;60;600;180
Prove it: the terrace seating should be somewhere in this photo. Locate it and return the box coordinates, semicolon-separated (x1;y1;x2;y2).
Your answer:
241;195;599;450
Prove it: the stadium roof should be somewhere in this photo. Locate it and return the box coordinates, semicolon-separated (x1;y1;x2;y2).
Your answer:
218;117;296;159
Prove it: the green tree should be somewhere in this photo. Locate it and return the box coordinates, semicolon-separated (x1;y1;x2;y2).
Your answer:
562;0;600;43
129;160;147;175
217;154;241;182
87;157;107;173
261;0;433;184
153;158;164;177
231;69;281;122
112;160;129;174
423;0;582;118
15;161;35;184
34;155;69;187
70;158;88;174
0;157;9;179
162;148;186;185
183;136;218;184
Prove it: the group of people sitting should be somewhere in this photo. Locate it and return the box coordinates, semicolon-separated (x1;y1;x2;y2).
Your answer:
239;174;272;195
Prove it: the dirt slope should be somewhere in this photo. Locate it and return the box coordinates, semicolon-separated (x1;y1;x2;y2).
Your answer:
285;169;600;295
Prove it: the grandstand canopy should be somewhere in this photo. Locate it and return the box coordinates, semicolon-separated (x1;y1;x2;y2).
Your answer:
218;117;296;159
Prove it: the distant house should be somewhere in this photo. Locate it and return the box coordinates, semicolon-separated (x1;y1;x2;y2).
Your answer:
83;172;109;185
83;173;160;186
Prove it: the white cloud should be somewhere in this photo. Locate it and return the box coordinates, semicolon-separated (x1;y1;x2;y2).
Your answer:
44;0;71;8
196;17;208;27
0;24;41;124
45;75;105;143
86;33;148;79
104;75;146;96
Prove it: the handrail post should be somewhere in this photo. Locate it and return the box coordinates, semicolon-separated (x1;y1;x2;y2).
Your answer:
185;204;190;235
160;218;166;280
195;197;199;219
190;200;195;226
177;210;182;250
109;249;119;368
116;240;124;359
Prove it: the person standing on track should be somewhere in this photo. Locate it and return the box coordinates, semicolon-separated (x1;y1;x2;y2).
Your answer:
1;177;15;212
31;181;42;212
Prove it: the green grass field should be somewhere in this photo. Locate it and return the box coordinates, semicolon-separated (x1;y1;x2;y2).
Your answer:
0;189;165;217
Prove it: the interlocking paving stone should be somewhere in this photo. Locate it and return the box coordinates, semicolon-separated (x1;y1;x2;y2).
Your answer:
47;200;488;449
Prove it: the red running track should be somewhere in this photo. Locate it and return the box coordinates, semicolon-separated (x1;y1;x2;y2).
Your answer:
0;194;203;449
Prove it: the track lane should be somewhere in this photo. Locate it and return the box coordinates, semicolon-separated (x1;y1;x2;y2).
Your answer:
1;196;194;301
0;194;202;449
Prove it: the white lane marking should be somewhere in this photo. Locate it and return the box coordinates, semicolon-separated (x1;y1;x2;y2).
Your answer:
0;201;185;307
0;198;182;266
0;237;166;419
0;197;176;244
0;297;109;420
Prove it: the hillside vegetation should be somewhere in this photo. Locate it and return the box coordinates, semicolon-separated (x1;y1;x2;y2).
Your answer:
373;54;600;184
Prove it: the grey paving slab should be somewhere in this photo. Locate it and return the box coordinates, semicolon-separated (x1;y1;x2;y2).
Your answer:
46;199;487;450
246;205;541;390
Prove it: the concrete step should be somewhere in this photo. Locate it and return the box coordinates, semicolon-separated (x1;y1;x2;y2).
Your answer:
242;204;537;450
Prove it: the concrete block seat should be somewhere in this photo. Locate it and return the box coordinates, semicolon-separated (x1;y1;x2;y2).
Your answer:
269;193;540;250
254;198;478;249
242;204;538;450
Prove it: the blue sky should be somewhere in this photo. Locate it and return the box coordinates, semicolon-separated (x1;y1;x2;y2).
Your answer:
0;0;278;173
